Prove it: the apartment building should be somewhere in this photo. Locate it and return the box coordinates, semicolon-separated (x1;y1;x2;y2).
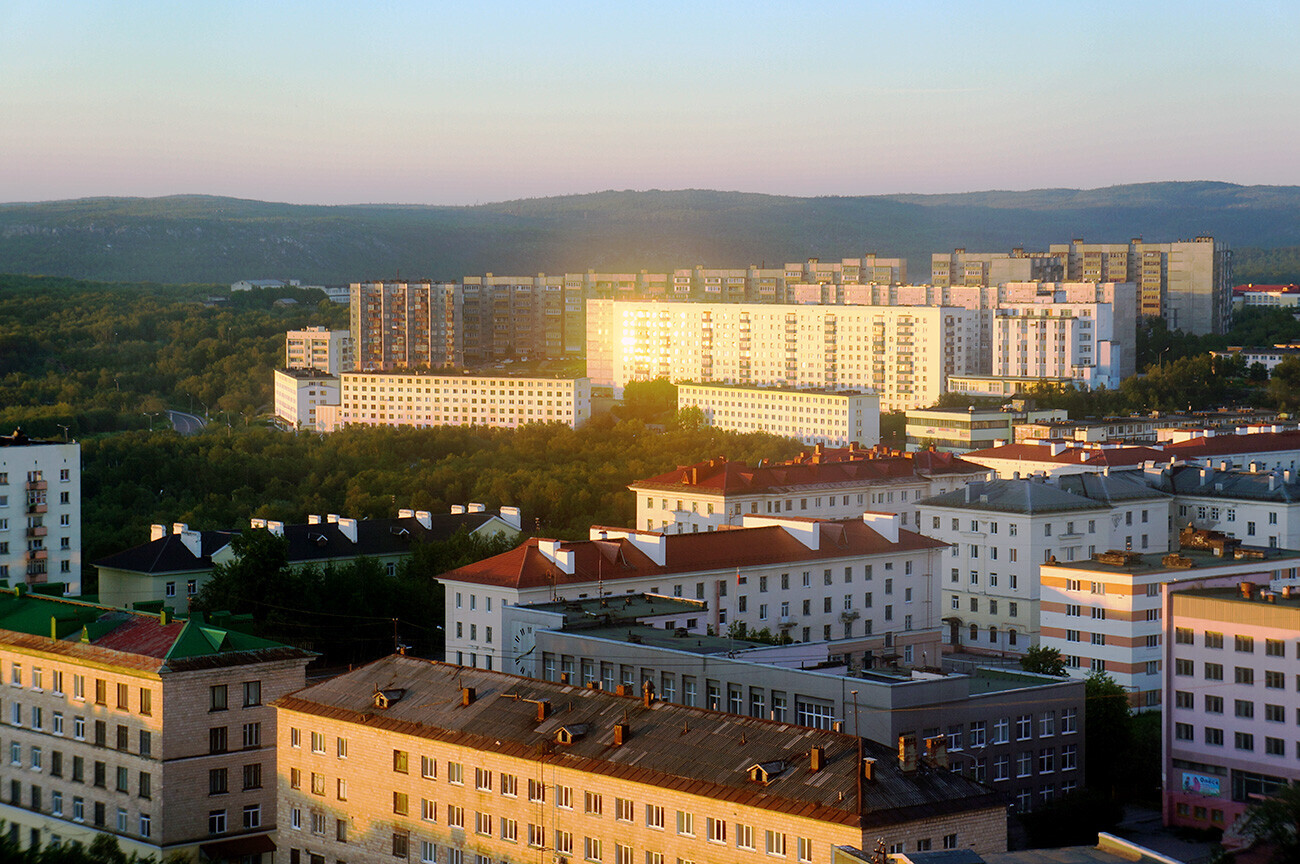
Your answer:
904;407;1067;454
274;654;1008;864
990;282;1136;388
1047;237;1232;334
918;475;1171;656
95;508;523;609
517;594;1085;814
439;512;947;671
0;587;314;859
285;327;352;375
931;248;1065;287
317;372;590;432
1163;581;1300;832
676;384;880;447
1161;427;1300;471
1147;462;1300;550
1039;530;1300;708
587;301;981;411
350;281;462;370
0;430;81;594
273;368;340;431
629;445;987;535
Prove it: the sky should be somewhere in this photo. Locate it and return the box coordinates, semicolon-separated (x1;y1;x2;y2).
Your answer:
2;0;1298;206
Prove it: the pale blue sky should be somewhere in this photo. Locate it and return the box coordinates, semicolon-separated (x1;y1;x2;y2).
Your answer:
1;0;1296;205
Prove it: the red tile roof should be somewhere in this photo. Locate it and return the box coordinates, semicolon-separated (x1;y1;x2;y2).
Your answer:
631;446;983;494
91;617;187;658
1234;284;1300;294
1164;429;1300;457
440;520;947;590
963;442;1166;466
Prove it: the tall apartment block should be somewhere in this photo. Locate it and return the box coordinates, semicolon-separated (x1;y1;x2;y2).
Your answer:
587;301;981;412
350;281;461;370
0;587;314;859
931;248;1065;287
285;327;352;375
0;430;80;594
349;258;907;371
1047;238;1232;334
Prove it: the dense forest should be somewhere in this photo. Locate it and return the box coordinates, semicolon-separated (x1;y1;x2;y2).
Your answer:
0;274;347;437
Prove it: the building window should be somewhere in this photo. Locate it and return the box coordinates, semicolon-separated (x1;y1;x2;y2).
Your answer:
210;685;227;712
208;810;227;835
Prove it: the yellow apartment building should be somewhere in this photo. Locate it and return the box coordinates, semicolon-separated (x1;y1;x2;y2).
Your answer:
275;655;1007;864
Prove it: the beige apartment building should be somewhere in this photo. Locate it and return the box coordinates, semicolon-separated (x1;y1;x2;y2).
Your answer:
931;248;1065;287
0;587;314;860
274;655;1008;864
676;384;880;447
350;281;462;370
318;372;591;432
286;327;353;375
587;301;981;411
273;368;340;431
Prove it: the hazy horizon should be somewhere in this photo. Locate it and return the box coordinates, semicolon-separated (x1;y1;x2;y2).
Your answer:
3;1;1296;207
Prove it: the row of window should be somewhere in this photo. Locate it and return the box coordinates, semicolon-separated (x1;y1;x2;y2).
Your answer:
1172;724;1294;755
6;743;152;795
5;781;153;838
1172;661;1289;688
5;665;152;716
1173;629;1290;656
7;705;153;755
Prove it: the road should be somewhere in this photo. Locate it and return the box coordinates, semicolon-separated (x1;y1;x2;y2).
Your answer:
168;410;207;435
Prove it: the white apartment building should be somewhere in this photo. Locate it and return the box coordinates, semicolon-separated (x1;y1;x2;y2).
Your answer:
630;446;988;535
438;512;947;672
272;369;340;431
285;326;352;375
317;373;591;432
1232;283;1300;309
1039;531;1300;709
918;475;1171;657
587;301;981;411
0;431;80;594
676;384;880;447
990;283;1136;388
1148;462;1300;550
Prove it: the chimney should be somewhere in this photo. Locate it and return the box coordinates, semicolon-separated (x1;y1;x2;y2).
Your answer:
250;518;266;529
414;510;432;529
159;609;169;626
265;520;284;537
308;514;322;525
337;517;358;543
171;522;188;535
861;512;900;544
1283;585;1294;600
398;508;415;518
642;680;654;708
468;503;486;513
461;687;476;706
832;720;844;733
499;506;522;530
451;505;466;514
925;735;949;769
560;672;570;685
536;700;550;721
613;723;629;746
898;734;918;773
327;513;340;523
862;757;876;782
150;524;167;541
178;529;202;558
810;746;825;772
615;684;629;697
1240;581;1255;600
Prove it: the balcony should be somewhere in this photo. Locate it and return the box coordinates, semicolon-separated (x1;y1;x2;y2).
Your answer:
25;549;47;562
25;526;47;538
840;609;860;622
25;480;46;491
26;504;47;514
778;616;797;629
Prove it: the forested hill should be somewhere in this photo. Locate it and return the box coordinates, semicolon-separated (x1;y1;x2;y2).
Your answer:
3;182;1300;285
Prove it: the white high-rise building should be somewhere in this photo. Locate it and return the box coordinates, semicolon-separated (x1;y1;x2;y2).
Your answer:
587;301;981;412
0;430;81;593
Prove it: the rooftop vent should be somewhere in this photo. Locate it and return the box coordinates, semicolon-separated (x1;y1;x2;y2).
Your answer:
810;746;825;772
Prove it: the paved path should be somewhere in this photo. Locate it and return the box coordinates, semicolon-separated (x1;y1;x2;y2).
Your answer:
168;410;207;435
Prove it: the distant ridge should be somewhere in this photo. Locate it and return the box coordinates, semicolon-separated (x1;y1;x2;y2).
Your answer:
1;183;1299;285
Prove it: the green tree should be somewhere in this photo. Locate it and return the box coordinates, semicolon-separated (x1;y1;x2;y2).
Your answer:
1084;670;1134;799
1241;781;1300;863
620;378;678;422
1019;645;1067;676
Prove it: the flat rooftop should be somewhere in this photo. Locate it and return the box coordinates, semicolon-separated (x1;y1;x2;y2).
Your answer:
1047;545;1300;575
524;594;707;630
572;623;763;655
